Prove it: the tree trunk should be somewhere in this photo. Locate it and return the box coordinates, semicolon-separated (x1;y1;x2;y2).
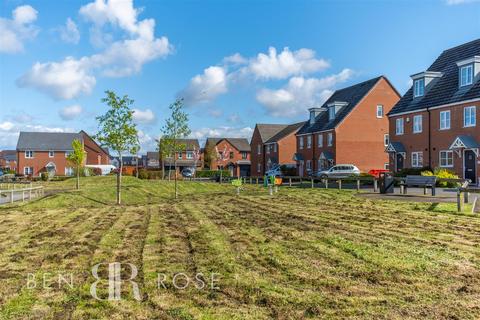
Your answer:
136;155;139;179
161;160;165;180
174;160;178;199
76;164;80;190
117;156;122;205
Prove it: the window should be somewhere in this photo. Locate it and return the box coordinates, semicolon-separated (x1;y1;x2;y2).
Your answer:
411;152;423;167
328;107;335;120
65;151;71;158
439;151;453;167
24;167;33;175
384;163;389;170
273;143;277;152
318;134;323;147
306;160;311;170
178;152;183;159
229;152;234;159
376;105;384;118
186;151;193;159
440;110;451;130
460;65;473;87
65;167;74;176
384;134;389;147
327;132;333;146
48;151;54;158
257;163;261;173
266;145;270;154
413;115;423;133
241;152;247;159
310;112;315;124
396;118;404;135
413;78;424;97
25;150;34;158
307;135;312;149
464;106;476;127
257;144;261;155
299;137;304;149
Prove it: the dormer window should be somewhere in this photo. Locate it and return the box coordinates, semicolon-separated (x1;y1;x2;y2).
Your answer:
328;107;335;120
460;65;473;87
413;78;424;97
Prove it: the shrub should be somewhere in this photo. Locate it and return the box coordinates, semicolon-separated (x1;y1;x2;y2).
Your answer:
196;170;231;178
92;167;102;176
40;172;48;181
422;167;459;188
394;166;432;177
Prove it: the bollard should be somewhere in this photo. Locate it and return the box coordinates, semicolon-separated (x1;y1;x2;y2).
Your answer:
325;179;328;189
356;179;360;192
10;190;14;203
274;185;278;193
311;178;314;188
289;177;292;187
269;185;273;196
338;180;342;190
374;179;378;192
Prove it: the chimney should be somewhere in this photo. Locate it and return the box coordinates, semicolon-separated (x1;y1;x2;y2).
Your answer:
308;107;322;125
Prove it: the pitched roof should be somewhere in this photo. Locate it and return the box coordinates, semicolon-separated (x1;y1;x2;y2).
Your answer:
205;137;250;151
16;132;82;151
297;76;384;135
0;150;17;161
265;122;305;143
256;124;289;142
389;39;480;116
146;151;159;160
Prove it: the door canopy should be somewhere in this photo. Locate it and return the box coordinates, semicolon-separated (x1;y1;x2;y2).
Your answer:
449;135;479;157
386;142;406;153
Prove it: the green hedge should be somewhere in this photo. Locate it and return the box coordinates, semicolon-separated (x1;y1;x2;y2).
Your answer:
136;169;164;179
195;170;231;178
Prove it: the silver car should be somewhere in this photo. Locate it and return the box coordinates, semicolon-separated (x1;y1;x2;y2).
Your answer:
313;164;360;179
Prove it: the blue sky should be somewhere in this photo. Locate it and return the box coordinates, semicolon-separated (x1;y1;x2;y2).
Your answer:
1;0;479;151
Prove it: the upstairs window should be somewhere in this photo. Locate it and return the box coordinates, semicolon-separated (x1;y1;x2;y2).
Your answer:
413;78;424;97
413;115;423;133
257;144;261;155
266;145;270;154
241;152;247;159
299;137;304;149
318;134;323;147
440;110;451;130
186;151;193;159
395;118;404;135
460;65;473;87
376;105;384;118
48;151;54;158
327;133;333;146
464;106;476;127
25;150;34;158
307;135;312;148
229;152;234;159
178;152;183;159
328;107;335;120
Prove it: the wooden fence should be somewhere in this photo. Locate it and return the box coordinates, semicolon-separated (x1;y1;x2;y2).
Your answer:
0;184;45;204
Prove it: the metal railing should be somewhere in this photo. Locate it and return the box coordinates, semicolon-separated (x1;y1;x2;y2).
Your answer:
0;185;45;204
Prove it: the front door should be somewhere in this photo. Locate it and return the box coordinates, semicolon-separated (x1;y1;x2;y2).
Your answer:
464;150;476;184
298;161;304;177
396;153;404;172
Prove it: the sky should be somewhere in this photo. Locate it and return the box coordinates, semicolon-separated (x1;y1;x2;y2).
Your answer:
1;0;479;152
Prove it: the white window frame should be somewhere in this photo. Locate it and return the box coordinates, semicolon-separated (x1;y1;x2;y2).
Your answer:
299;137;304;149
65;167;74;176
318;134;323;147
464;106;476;127
266;144;270;154
439;110;451;130
413;115;423;133
25;150;34;159
48;150;54;158
241;152;247;159
186;151;193;159
411;152;423;168
396;118;404;135
328;107;335;120
376;105;384;118
460;64;473;87
307;135;312;149
384;134;389;147
257;144;261;155
178;152;183;159
413;78;424;97
24;166;33;175
327;132;333;146
306;160;312;170
257;163;261;173
439;150;454;168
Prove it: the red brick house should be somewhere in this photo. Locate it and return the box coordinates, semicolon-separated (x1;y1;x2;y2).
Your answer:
0;150;17;172
387;39;480;185
16;131;110;177
250;123;304;176
159;139;202;174
295;76;400;176
205;138;251;176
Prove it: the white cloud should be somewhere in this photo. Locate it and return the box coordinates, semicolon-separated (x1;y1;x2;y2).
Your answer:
18;0;172;100
256;68;353;117
190;126;254;141
247;47;329;80
132;108;156;124
0;121;15;131
17;57;96;99
227;113;242;123
445;0;479;4
59;104;83;120
179;66;228;105
59;18;80;44
0;121;75;149
0;5;39;54
223;53;247;65
137;129;157;151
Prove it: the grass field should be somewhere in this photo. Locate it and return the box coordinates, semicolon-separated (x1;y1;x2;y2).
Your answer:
0;176;479;319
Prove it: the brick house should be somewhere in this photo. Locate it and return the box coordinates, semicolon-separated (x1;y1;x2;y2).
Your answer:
159;139;202;174
250;122;304;176
204;138;251;176
387;39;480;185
0;150;17;172
295;76;400;176
16;131;110;177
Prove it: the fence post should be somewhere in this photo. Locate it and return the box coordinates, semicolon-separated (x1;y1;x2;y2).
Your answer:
464;191;469;203
373;179;378;192
10;190;14;203
256;177;259;184
325;179;328;189
289;177;292;187
269;185;273;196
311;178;314;188
356;179;360;192
457;189;463;212
338;180;342;190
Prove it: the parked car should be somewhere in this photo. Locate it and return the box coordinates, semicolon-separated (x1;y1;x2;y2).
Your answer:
181;167;195;178
311;165;360;179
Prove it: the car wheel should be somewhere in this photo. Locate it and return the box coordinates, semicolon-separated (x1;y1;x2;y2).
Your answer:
321;174;328;179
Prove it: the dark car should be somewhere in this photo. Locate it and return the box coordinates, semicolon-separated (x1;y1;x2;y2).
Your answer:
181;167;195;178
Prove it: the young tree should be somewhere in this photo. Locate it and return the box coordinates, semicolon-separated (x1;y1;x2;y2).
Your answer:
95;90;139;205
203;141;217;169
156;137;173;180
67;139;85;190
161;98;191;199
